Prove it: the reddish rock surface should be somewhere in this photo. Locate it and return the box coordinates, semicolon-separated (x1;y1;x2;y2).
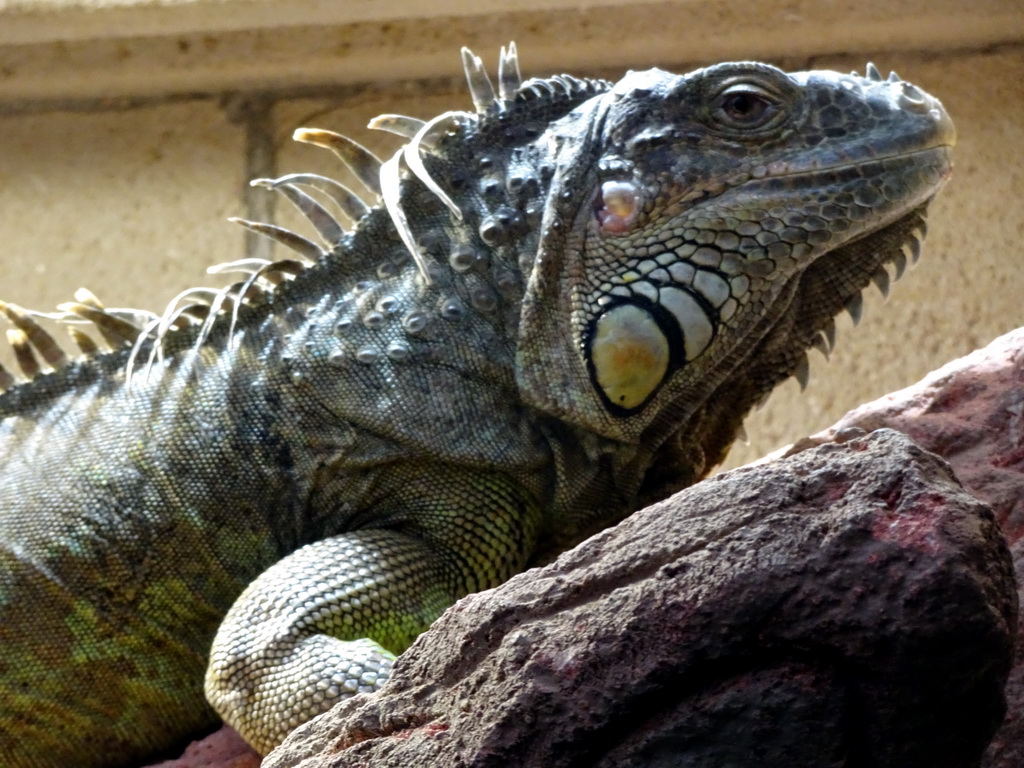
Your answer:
262;429;1016;768
785;327;1023;540
781;327;1024;768
147;725;260;768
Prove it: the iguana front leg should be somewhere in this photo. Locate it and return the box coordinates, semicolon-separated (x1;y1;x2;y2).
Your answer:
205;469;542;753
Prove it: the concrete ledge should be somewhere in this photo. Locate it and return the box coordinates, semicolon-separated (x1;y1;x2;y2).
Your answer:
1;0;1022;105
1;0;659;45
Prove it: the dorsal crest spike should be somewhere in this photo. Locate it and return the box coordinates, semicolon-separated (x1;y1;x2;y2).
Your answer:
872;266;891;298
6;328;40;378
810;332;831;360
498;42;522;101
822;317;837;351
402;111;471;222
461;47;497;113
252;179;346;247
266;173;370;223
367;114;427;140
229;218;324;263
513;73;610;108
222;258;304;347
380;151;431;282
125;284;225;385
57;301;146;348
67;326;101;356
0;300;68;369
891;249;908;280
108;242;316;383
903;234;922;264
192;282;244;352
845;292;864;325
207;258;274;277
73;287;104;309
292;128;384;198
793;352;811;391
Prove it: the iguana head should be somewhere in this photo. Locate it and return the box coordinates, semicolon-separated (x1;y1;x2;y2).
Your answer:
514;60;954;448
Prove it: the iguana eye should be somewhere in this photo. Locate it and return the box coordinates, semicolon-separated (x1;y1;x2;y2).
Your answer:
723;91;768;120
713;85;779;129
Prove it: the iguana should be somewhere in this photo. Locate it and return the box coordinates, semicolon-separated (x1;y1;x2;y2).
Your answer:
0;45;954;767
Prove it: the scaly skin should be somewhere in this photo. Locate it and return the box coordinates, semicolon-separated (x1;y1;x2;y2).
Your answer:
0;48;953;766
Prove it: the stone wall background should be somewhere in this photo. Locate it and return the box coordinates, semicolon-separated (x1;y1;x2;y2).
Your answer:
0;1;1021;468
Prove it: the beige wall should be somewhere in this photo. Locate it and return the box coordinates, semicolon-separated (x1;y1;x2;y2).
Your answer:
0;2;1022;470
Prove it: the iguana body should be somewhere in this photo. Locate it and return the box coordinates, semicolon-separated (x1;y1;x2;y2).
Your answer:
0;47;953;767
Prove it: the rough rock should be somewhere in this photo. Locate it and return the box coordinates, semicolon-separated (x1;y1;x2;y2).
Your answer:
147;725;260;768
779;327;1024;768
785;327;1023;539
262;429;1016;768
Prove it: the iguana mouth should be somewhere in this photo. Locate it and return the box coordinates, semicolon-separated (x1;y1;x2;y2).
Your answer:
758;144;954;184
